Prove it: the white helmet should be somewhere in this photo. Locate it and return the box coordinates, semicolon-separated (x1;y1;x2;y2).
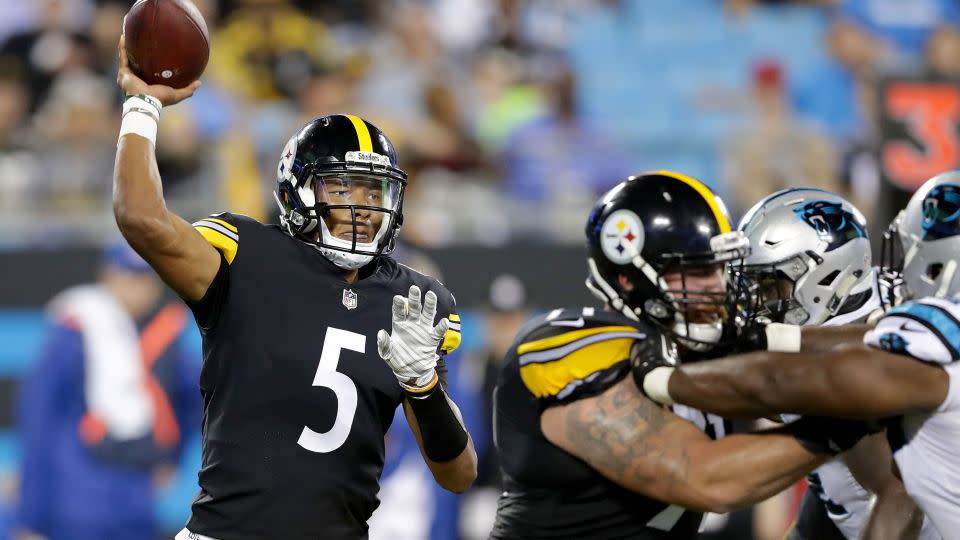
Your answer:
738;188;872;326
886;171;960;300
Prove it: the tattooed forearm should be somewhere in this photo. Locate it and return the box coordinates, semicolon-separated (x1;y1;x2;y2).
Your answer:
564;377;689;485
541;374;825;511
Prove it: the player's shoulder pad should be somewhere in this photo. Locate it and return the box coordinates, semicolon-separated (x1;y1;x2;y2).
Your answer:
393;261;461;354
516;306;648;400
191;212;260;264
865;296;960;364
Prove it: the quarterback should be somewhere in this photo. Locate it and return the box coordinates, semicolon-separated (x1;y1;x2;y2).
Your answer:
113;38;476;539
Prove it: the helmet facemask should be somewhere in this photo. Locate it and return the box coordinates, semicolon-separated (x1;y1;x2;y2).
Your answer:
588;231;750;352
278;168;405;270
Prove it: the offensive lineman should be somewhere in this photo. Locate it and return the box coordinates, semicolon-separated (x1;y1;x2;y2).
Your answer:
113;38;476;539
490;172;875;539
633;171;960;537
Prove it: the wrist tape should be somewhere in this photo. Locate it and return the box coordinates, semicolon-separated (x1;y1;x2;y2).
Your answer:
119;94;162;145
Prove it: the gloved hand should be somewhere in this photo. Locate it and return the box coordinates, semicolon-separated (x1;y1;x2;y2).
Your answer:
788;416;883;456
377;285;449;392
630;332;678;405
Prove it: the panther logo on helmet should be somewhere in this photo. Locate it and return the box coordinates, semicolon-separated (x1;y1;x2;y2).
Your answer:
793;200;866;252
921;184;960;240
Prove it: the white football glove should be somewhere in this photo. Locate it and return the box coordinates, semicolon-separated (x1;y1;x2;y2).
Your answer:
377;285;449;392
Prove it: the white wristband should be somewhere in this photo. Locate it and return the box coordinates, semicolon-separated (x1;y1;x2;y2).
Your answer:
642;366;676;405
119;95;162;146
765;323;802;352
119;111;158;145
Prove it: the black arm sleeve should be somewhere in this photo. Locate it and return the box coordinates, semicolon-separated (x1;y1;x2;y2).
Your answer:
186;252;229;332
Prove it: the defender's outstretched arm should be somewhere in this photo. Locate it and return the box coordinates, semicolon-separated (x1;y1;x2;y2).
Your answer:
113;37;219;301
541;377;830;514
655;344;947;419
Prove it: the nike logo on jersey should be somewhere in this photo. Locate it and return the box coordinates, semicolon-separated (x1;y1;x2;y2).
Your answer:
550;318;585;328
899;321;925;333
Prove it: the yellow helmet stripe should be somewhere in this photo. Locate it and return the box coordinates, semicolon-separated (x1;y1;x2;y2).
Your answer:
652;170;732;233
345;115;373;152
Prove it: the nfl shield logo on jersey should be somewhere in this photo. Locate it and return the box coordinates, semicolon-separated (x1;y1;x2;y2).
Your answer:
342;289;358;310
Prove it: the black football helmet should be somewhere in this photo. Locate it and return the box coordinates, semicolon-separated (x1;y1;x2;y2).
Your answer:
275;114;407;269
585;171;750;351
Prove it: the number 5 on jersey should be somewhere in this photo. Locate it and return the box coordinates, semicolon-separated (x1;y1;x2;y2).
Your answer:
298;327;363;453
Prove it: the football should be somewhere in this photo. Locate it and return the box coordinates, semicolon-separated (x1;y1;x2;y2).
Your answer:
123;0;210;89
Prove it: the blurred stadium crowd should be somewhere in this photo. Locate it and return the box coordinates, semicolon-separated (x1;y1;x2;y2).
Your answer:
0;0;959;539
0;0;957;249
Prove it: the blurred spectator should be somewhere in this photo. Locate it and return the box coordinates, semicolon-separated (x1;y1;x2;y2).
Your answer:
790;18;883;146
208;0;331;103
472;48;545;154
837;0;959;67
501;61;631;239
726;59;839;216
924;24;960;79
0;0;94;113
14;241;200;540
0;57;37;214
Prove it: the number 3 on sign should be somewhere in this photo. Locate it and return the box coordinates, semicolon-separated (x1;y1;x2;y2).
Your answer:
298;327;363;453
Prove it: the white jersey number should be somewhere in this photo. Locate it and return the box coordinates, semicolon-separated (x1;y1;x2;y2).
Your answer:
297;327;364;453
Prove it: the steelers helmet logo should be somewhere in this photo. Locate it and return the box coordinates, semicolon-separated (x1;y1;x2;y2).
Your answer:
601;209;645;264
277;135;298;182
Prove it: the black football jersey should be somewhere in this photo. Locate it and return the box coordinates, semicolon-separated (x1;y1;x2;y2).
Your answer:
184;213;461;539
491;307;726;540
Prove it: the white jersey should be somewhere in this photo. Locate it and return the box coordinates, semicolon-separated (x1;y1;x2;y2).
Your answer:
864;296;960;538
804;272;875;540
806;273;940;540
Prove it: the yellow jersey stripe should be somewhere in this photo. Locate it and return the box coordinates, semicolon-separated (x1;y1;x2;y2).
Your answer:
520;337;633;398
449;313;461;322
345;115;373;152
195;226;239;264
441;329;462;353
517;326;639;355
205;217;238;233
652;170;732;233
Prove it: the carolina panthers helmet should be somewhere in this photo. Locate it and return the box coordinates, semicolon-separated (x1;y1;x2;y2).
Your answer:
585;171;750;351
737;189;872;326
274;114;407;270
884;170;960;300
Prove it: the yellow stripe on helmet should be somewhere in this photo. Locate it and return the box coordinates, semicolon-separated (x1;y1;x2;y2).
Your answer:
345;115;373;152
651;170;732;233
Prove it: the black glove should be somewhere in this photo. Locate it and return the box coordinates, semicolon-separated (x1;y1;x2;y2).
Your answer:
735;318;770;353
630;333;676;402
787;416;883;456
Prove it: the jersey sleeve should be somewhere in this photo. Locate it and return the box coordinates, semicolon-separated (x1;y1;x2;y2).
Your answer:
433;282;461;355
864;298;960;364
188;212;241;331
192;213;240;264
516;317;646;404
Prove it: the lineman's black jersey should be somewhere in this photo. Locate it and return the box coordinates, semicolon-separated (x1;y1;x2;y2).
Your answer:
184;213;462;540
491;307;724;540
